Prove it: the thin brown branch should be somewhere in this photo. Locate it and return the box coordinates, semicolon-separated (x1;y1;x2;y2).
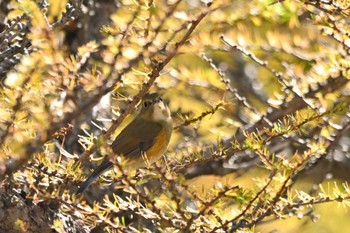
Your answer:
78;7;213;164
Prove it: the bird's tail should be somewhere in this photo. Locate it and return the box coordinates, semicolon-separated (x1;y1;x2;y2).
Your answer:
76;158;113;194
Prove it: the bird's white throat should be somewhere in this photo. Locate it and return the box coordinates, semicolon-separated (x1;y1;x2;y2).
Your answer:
153;102;171;122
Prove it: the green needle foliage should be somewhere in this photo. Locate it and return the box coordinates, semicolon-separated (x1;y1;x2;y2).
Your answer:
0;0;349;232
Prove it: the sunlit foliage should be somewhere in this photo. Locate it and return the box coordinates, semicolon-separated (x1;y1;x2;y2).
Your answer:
0;0;349;232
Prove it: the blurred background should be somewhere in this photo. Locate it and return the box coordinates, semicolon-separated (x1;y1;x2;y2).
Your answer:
0;0;349;232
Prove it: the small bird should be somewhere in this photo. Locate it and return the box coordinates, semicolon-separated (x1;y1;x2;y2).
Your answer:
76;92;172;194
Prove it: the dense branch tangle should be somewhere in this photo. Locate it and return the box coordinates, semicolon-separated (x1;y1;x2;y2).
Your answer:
1;0;350;232
0;1;214;179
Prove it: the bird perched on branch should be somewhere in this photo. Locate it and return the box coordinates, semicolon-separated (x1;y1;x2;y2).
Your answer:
76;92;173;194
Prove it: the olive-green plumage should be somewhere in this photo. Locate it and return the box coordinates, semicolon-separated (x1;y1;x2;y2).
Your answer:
76;92;172;194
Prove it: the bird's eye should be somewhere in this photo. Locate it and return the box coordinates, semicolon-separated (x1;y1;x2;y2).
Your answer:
159;97;163;102
143;101;151;108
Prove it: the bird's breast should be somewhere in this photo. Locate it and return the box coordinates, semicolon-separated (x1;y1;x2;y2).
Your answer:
145;125;171;165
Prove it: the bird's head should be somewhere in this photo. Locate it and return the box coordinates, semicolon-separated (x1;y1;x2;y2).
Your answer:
139;92;171;123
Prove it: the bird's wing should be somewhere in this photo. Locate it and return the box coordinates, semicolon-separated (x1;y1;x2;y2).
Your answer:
110;117;162;159
76;117;162;194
